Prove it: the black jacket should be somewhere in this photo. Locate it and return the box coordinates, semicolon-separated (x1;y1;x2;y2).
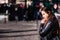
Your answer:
39;17;59;40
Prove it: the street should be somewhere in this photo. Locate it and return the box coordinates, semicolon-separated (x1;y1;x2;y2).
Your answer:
0;21;40;40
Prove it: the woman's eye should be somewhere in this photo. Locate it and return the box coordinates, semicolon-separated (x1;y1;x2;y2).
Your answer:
43;13;45;15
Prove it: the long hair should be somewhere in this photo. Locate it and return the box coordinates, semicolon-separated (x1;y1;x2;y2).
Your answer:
41;7;54;18
40;7;59;34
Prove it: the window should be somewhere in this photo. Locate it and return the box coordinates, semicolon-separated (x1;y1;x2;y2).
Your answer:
0;0;8;4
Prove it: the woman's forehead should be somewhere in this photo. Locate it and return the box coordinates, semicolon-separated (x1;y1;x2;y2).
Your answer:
41;11;46;14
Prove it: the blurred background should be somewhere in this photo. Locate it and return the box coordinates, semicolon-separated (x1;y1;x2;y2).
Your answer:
0;0;59;21
0;0;59;40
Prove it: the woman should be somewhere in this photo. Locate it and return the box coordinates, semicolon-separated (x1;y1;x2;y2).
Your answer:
39;7;59;40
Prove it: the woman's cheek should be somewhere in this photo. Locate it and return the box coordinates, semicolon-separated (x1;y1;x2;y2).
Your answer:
43;15;45;18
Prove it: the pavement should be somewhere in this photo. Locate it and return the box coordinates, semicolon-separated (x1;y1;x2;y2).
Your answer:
0;21;40;40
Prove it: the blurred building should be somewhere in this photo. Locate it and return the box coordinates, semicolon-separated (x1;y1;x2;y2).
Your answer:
0;0;8;4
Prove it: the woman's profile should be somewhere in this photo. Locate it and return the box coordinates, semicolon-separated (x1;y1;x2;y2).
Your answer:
39;7;59;40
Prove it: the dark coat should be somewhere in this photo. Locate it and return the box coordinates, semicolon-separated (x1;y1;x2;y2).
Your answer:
39;17;59;40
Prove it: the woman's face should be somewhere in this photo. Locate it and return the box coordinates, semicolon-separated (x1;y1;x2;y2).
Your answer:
41;11;49;19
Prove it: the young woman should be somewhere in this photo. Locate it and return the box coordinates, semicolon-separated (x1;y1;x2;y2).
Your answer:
39;7;59;40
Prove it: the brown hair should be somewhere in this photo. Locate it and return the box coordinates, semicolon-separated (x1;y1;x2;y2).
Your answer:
41;7;56;25
40;7;54;18
41;7;60;35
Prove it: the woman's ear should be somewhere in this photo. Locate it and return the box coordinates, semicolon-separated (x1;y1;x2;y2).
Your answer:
47;11;50;13
47;11;51;18
47;11;51;15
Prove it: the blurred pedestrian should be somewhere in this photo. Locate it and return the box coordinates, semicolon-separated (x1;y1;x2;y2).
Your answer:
17;4;25;21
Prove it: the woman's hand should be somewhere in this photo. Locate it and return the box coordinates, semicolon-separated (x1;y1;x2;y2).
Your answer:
41;19;46;24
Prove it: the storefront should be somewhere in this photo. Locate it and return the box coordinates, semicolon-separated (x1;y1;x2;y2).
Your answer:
0;0;8;4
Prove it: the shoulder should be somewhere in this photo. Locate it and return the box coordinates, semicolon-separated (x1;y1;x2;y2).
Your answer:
48;17;59;27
